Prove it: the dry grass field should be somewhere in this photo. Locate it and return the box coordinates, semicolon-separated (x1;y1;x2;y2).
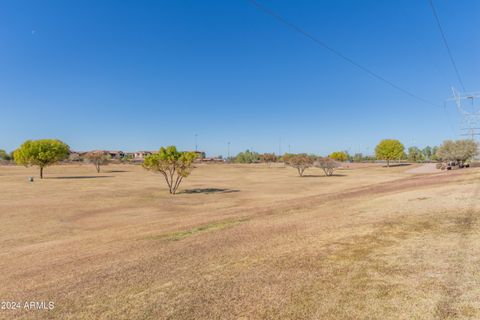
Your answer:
1;163;480;319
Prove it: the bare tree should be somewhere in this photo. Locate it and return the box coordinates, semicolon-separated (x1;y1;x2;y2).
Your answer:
314;157;340;176
84;151;110;173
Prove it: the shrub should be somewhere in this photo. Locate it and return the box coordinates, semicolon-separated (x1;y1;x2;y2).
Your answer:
283;153;314;176
314;157;340;176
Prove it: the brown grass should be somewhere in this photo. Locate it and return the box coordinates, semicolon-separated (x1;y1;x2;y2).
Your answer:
1;163;480;319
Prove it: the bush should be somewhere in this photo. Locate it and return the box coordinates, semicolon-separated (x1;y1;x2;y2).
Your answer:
283;153;314;176
235;150;260;163
314;157;340;176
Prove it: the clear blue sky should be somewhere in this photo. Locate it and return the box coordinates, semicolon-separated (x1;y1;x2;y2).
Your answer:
1;0;479;156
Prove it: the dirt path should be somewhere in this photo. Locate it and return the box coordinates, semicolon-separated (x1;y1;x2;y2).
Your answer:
405;163;439;174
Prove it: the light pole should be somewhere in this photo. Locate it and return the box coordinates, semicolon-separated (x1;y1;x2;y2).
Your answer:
195;134;198;152
227;142;230;159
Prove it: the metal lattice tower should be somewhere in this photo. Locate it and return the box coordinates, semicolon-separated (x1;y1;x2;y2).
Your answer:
450;87;480;140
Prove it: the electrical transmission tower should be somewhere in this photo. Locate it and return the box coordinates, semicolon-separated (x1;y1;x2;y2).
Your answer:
449;87;480;141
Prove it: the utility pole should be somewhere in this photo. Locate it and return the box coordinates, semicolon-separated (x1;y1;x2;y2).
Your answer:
227;142;230;159
195;134;198;152
450;87;480;141
288;144;291;153
278;138;282;156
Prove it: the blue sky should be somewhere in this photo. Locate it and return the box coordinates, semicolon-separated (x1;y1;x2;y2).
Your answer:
1;0;478;156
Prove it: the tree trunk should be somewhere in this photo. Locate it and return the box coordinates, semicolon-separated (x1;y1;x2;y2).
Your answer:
96;164;100;173
387;160;390;167
40;166;44;179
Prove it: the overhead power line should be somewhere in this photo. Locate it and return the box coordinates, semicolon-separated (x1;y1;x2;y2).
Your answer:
248;0;442;109
427;0;466;92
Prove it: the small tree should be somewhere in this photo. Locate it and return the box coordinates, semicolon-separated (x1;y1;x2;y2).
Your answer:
84;151;110;173
375;139;405;167
13;139;70;178
283;153;314;176
329;151;349;162
260;153;277;165
143;146;197;194
315;157;340;176
407;147;425;162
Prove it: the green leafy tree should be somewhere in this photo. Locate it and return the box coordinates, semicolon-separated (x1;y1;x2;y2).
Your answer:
283;153;314;176
422;146;432;161
430;146;439;161
0;149;11;161
143;146;197;194
407;147;425;162
235;150;260;163
13;139;70;178
329;151;349;162
375;139;405;167
84;151;110;173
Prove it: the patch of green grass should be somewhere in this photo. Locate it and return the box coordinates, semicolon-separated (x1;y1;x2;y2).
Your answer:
147;218;250;241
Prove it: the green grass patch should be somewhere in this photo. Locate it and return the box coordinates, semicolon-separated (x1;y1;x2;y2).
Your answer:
145;218;250;241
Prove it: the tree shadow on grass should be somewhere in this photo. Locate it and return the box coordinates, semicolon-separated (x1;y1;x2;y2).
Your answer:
105;170;130;173
382;163;412;168
181;188;240;194
46;176;114;179
302;174;347;178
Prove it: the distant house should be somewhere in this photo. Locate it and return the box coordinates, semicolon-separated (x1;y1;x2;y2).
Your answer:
199;157;225;163
69;151;85;162
133;151;154;162
107;150;125;160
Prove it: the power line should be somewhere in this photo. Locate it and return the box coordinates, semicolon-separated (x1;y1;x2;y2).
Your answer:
248;0;442;109
427;0;466;92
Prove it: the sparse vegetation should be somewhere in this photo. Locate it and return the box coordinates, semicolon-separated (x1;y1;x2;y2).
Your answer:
84;151;110;173
375;139;405;167
2;163;480;319
143;146;197;194
13;139;70;178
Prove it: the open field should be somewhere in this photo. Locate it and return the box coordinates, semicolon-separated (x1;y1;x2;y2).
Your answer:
1;163;480;319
